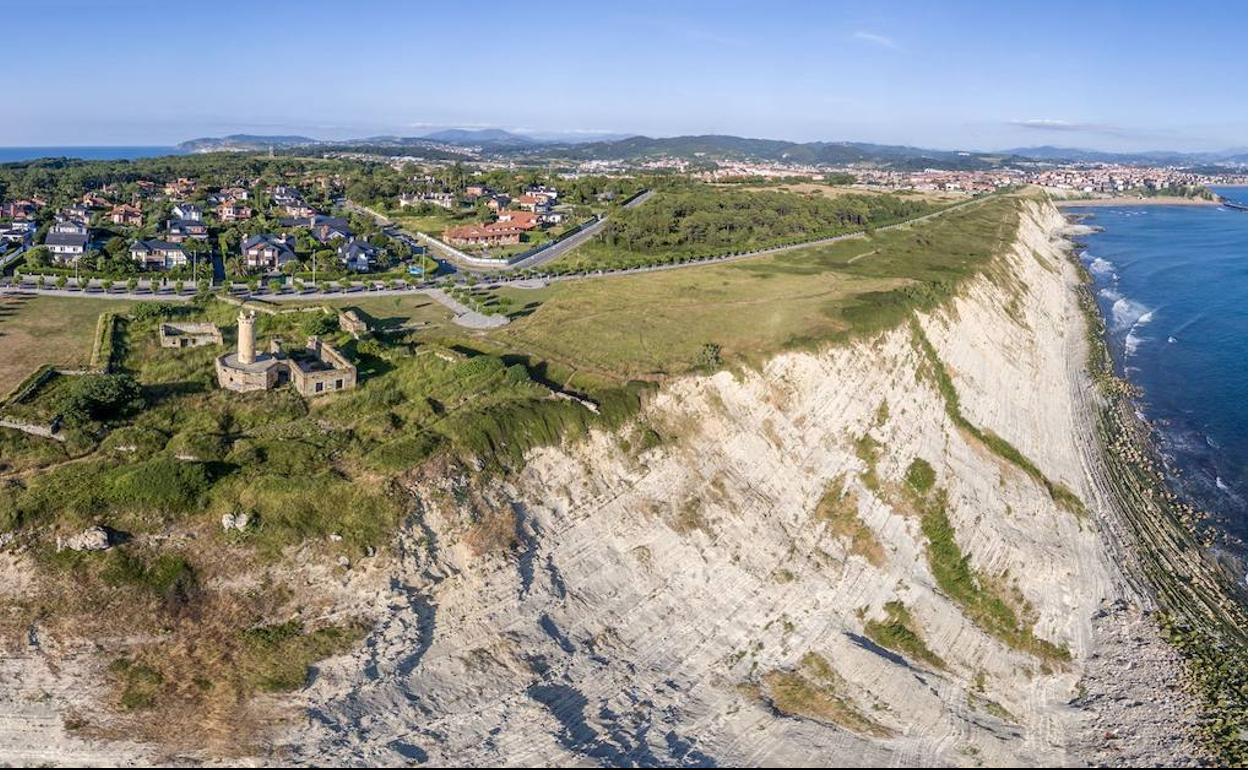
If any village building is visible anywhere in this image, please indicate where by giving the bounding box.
[338,238,380,272]
[130,239,187,270]
[400,192,455,209]
[495,209,540,229]
[165,218,209,243]
[44,221,89,262]
[0,221,35,245]
[1,200,40,220]
[241,233,296,270]
[280,214,351,243]
[171,203,203,222]
[159,322,222,348]
[442,223,525,247]
[215,311,357,396]
[109,203,143,227]
[164,177,196,197]
[217,200,253,221]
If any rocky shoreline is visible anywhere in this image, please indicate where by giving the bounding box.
[1061,208,1248,764]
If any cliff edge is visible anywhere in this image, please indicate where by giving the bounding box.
[279,199,1202,766]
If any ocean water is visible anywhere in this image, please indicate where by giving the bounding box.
[1072,188,1248,545]
[0,146,184,163]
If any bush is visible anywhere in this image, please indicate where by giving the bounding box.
[104,457,212,514]
[57,374,144,425]
[131,302,176,322]
[301,313,337,337]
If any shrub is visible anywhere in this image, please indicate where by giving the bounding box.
[104,457,212,514]
[57,373,144,425]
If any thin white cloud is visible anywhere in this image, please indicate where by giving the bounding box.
[1009,118,1122,135]
[853,31,899,50]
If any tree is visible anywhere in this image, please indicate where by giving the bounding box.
[57,373,144,426]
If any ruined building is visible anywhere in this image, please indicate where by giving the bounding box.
[215,310,357,396]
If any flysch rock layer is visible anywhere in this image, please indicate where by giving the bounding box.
[279,200,1203,767]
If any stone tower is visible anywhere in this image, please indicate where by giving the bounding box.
[237,310,256,365]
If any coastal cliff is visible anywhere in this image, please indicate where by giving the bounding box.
[280,199,1202,766]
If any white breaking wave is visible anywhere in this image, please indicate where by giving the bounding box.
[1111,296,1151,332]
[1089,256,1115,275]
[1123,309,1155,356]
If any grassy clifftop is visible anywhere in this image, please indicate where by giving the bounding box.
[488,195,1020,378]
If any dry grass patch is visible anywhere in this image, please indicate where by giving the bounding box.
[814,477,885,567]
[762,652,893,737]
[463,506,519,555]
[0,295,135,395]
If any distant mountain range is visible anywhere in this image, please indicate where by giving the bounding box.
[176,131,1248,170]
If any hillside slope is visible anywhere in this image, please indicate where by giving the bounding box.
[282,201,1200,766]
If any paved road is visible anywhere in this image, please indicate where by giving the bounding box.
[1,194,993,330]
[508,189,655,271]
[0,283,507,329]
[347,189,655,274]
[481,193,994,288]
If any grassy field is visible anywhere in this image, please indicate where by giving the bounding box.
[387,208,476,236]
[719,182,970,205]
[0,295,135,395]
[490,195,1019,379]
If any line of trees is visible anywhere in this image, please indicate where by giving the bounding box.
[598,186,934,256]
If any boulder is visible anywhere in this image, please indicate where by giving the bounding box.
[60,526,112,552]
[221,512,251,532]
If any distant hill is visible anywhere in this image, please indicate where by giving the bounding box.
[421,128,539,147]
[520,134,1015,170]
[178,134,318,152]
[175,132,1248,170]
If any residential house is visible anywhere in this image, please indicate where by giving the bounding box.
[485,194,511,212]
[279,214,351,244]
[171,203,203,222]
[495,210,539,230]
[62,204,92,224]
[282,201,316,218]
[164,177,196,197]
[514,194,551,213]
[0,221,35,246]
[1,200,40,220]
[400,192,455,209]
[241,233,296,270]
[338,239,381,272]
[109,203,144,227]
[165,218,209,243]
[130,239,188,270]
[443,223,524,247]
[44,227,89,263]
[217,200,253,222]
[50,219,88,235]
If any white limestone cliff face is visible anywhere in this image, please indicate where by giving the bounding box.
[283,200,1197,767]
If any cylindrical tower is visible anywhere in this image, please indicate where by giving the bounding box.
[237,310,256,364]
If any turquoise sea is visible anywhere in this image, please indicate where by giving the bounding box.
[1072,188,1248,552]
[0,146,183,163]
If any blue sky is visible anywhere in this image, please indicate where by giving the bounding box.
[5,0,1248,151]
